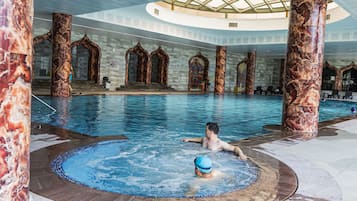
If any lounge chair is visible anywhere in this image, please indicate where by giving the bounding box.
[273,87,283,95]
[343,91,353,99]
[327,89,340,99]
[254,86,263,95]
[264,86,274,95]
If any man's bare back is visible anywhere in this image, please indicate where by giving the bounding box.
[183,122,247,160]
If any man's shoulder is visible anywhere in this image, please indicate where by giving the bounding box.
[217,138,229,145]
[217,138,233,149]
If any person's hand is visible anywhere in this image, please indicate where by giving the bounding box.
[182,138,189,142]
[239,154,248,161]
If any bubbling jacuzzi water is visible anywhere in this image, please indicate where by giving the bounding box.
[52,140,258,197]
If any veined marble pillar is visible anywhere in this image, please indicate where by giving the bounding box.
[279,59,285,89]
[214,46,226,95]
[335,69,342,91]
[51,13,72,97]
[0,0,33,200]
[282,0,327,136]
[245,51,256,95]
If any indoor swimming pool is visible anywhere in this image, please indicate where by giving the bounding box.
[32,94,356,197]
[32,95,356,141]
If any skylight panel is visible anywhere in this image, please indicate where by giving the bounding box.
[233,1,250,9]
[271,3,283,8]
[207,0,224,8]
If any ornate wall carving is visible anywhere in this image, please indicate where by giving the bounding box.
[150,47,169,87]
[125,43,151,85]
[235,58,248,93]
[188,53,209,92]
[33,31,52,45]
[322,61,338,90]
[340,62,357,92]
[71,34,101,83]
[33,31,52,79]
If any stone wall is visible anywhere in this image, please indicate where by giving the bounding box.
[255,58,281,90]
[33,19,280,92]
[33,40,51,79]
[224,54,246,92]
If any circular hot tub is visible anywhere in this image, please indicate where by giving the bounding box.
[51,140,259,198]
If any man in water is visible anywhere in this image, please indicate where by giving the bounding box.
[183,122,247,160]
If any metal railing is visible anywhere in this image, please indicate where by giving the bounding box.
[32,94,56,112]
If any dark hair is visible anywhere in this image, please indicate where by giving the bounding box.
[206,122,219,135]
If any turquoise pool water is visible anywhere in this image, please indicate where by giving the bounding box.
[32,95,356,142]
[33,95,356,197]
[51,140,259,197]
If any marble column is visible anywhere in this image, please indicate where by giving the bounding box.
[51,13,72,97]
[214,46,226,95]
[245,51,256,95]
[0,0,33,200]
[279,59,285,89]
[335,69,342,91]
[282,0,327,136]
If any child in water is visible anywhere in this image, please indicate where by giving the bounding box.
[185,156,228,197]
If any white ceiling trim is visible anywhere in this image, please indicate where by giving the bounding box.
[334,0,357,19]
[77,3,352,46]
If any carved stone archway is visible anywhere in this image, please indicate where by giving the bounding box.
[33,31,52,79]
[340,62,357,92]
[235,58,248,93]
[33,31,52,45]
[71,35,101,83]
[150,47,169,87]
[322,61,338,90]
[125,43,151,85]
[188,53,209,92]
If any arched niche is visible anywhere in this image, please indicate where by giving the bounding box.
[125,43,151,85]
[235,58,248,93]
[322,61,337,90]
[340,62,357,92]
[33,31,52,80]
[188,53,209,92]
[71,35,101,83]
[150,47,169,87]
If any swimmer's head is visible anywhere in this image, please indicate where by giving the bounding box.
[205,122,219,140]
[351,107,356,114]
[194,156,212,175]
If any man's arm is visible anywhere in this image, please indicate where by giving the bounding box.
[182,137,203,143]
[232,146,247,160]
[221,141,247,160]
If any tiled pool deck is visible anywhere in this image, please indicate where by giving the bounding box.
[29,105,357,201]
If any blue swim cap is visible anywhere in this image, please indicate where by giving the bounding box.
[194,156,212,174]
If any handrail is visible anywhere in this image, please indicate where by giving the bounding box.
[32,94,56,112]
